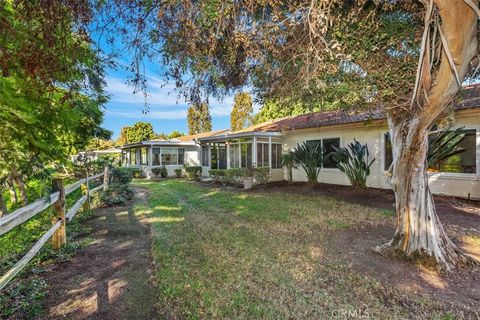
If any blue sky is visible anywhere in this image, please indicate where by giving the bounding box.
[102,61,239,140]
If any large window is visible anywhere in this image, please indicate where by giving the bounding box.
[306,138,340,168]
[257,143,270,167]
[153,148,161,165]
[129,148,137,165]
[201,146,209,166]
[210,143,227,169]
[159,147,185,165]
[229,141,252,168]
[140,147,148,165]
[178,148,185,165]
[271,144,283,169]
[384,129,477,174]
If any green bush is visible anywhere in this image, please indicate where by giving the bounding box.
[152,166,168,178]
[100,182,134,206]
[255,167,271,185]
[209,169,226,183]
[174,168,183,178]
[185,166,202,180]
[226,168,244,185]
[111,167,134,184]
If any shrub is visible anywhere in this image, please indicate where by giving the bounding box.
[255,167,271,185]
[152,166,168,178]
[111,167,134,184]
[281,153,298,183]
[174,168,183,178]
[331,139,375,189]
[209,169,226,183]
[185,166,202,180]
[100,182,134,206]
[226,168,243,185]
[290,142,323,184]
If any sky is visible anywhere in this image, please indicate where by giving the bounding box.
[102,59,240,140]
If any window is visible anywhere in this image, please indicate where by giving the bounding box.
[178,148,185,165]
[161,147,178,165]
[384,129,477,174]
[271,144,283,169]
[257,143,270,167]
[384,133,393,171]
[129,149,137,165]
[305,138,340,168]
[153,148,161,165]
[140,147,148,165]
[323,138,340,168]
[121,151,127,166]
[201,146,209,166]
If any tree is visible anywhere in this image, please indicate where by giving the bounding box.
[168,130,184,139]
[127,0,478,270]
[119,122,155,144]
[231,92,253,131]
[187,103,212,135]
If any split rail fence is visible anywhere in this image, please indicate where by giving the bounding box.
[0,166,110,291]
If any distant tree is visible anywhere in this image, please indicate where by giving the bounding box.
[86,138,116,151]
[168,130,184,139]
[119,122,155,144]
[187,103,212,135]
[231,92,253,131]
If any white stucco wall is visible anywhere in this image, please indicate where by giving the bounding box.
[283,111,480,199]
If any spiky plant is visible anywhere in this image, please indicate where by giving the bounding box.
[281,152,298,183]
[427,127,466,169]
[290,142,323,185]
[331,139,375,189]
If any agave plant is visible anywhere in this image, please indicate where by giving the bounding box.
[290,142,323,185]
[427,127,466,169]
[331,139,375,189]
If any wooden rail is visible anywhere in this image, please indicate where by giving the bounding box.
[0,168,110,291]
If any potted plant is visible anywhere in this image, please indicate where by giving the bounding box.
[242,166,255,190]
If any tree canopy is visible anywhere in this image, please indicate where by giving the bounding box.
[119,122,156,144]
[187,102,212,135]
[231,92,253,131]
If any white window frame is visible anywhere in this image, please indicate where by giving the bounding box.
[304,136,342,171]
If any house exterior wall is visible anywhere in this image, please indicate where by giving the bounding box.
[283,111,480,199]
[123,144,201,178]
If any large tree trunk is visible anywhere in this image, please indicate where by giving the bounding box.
[10,169,27,205]
[7,178,17,205]
[380,118,468,270]
[378,0,478,270]
[0,191,7,217]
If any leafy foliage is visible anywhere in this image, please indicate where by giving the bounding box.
[100,183,134,206]
[184,166,202,180]
[281,153,298,183]
[331,139,375,189]
[111,167,135,184]
[231,92,253,131]
[119,122,155,144]
[290,143,323,185]
[152,166,168,178]
[187,103,212,135]
[174,168,183,178]
[427,128,466,169]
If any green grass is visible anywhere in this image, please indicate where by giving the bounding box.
[134,179,472,319]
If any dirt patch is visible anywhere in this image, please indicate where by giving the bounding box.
[37,187,158,320]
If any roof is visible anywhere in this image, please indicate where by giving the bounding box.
[457,83,480,110]
[209,83,480,137]
[174,129,231,141]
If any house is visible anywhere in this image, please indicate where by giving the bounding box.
[73,148,122,163]
[197,84,480,199]
[120,129,230,178]
[122,84,480,199]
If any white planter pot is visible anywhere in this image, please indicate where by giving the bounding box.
[243,177,253,189]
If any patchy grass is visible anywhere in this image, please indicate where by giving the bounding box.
[134,179,475,319]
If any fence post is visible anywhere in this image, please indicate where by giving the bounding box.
[51,177,66,250]
[82,169,91,212]
[103,165,110,191]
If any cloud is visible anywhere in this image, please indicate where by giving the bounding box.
[105,76,235,119]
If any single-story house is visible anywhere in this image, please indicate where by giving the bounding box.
[122,84,480,199]
[197,84,480,199]
[120,130,230,178]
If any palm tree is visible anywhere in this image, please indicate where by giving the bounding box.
[281,152,298,183]
[290,142,323,185]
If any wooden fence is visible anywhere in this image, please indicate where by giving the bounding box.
[0,166,110,291]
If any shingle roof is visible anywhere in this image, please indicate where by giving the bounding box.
[235,84,480,133]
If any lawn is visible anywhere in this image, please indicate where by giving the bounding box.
[133,179,478,319]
